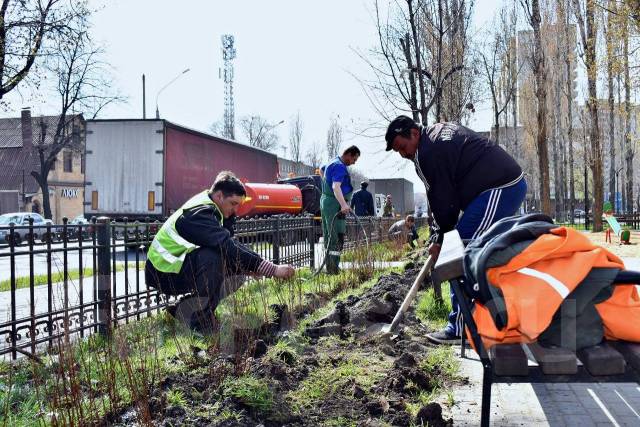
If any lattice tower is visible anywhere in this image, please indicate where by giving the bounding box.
[221,34,236,140]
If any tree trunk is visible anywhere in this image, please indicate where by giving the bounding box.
[606,7,616,210]
[623,15,634,212]
[407,0,427,124]
[435,0,444,122]
[554,49,565,221]
[551,122,561,220]
[585,0,603,231]
[401,33,420,122]
[494,109,500,145]
[560,0,575,223]
[31,172,52,220]
[531,0,552,216]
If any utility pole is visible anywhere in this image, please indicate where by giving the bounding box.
[142,74,146,119]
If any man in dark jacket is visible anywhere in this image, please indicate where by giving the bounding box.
[146,171,295,333]
[385,116,527,344]
[350,181,375,216]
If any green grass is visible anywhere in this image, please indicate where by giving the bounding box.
[341,239,406,263]
[406,347,460,417]
[0,262,145,292]
[415,282,452,331]
[166,388,187,407]
[287,357,383,412]
[420,346,461,386]
[0,313,205,426]
[222,375,273,413]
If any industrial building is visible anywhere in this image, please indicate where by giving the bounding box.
[368,178,414,215]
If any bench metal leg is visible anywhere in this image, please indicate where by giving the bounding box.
[481,364,492,427]
[461,328,466,358]
[450,277,493,426]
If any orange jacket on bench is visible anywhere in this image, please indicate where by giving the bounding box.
[471,227,640,349]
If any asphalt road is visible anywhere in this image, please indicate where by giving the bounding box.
[0,239,145,283]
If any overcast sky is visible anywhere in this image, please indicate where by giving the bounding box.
[3,0,498,190]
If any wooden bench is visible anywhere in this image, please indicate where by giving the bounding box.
[432,229,640,427]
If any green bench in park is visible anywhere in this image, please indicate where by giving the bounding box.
[431,229,640,427]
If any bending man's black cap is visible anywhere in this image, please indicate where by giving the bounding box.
[385,115,417,151]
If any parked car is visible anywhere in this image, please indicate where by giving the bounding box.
[574,209,586,218]
[0,212,56,245]
[59,215,92,241]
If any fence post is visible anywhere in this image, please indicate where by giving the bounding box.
[273,216,281,264]
[308,216,315,269]
[96,217,112,337]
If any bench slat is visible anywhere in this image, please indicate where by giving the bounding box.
[577,342,626,376]
[527,343,577,375]
[612,341,640,372]
[491,344,529,376]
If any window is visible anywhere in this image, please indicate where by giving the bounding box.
[80,154,85,174]
[63,150,73,172]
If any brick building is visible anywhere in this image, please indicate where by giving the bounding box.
[0,108,85,222]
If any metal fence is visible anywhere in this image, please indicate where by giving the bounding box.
[0,214,424,360]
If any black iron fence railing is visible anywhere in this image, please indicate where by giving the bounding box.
[0,214,426,360]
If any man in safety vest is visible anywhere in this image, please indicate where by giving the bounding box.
[320,145,360,274]
[145,171,296,333]
[385,116,527,345]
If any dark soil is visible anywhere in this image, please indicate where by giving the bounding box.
[108,267,459,426]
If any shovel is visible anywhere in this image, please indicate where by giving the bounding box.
[366,254,435,336]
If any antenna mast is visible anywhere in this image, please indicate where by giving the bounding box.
[221,34,236,140]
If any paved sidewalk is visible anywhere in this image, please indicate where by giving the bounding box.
[445,256,640,426]
[448,348,640,426]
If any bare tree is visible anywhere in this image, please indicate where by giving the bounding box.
[604,0,617,209]
[239,115,280,151]
[557,0,577,222]
[288,111,303,162]
[0,0,86,100]
[622,1,635,213]
[30,24,124,219]
[354,0,475,126]
[326,115,342,159]
[479,5,519,146]
[521,0,552,216]
[573,0,603,231]
[208,119,224,137]
[305,141,323,170]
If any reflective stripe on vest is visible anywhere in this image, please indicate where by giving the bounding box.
[147,190,223,273]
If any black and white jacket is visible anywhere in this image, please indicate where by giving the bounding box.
[413,123,523,244]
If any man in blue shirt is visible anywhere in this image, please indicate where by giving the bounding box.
[320,145,361,274]
[350,181,375,216]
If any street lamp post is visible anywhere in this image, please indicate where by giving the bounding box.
[255,119,284,147]
[155,68,191,119]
